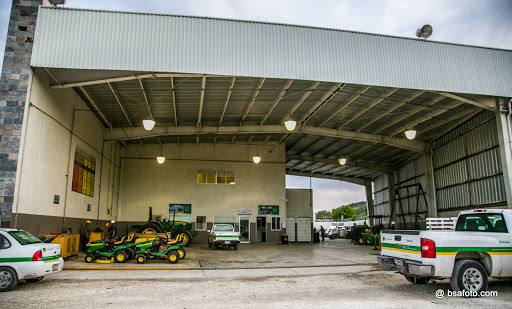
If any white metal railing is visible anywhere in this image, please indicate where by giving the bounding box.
[426,217,458,230]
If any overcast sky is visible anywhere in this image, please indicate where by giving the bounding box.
[1,0,511,212]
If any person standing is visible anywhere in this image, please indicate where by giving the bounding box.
[83,220,91,252]
[108,220,118,240]
[320,226,325,241]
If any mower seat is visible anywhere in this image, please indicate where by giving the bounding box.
[166,234,184,245]
[114,235,127,245]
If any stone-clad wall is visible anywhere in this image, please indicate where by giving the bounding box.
[0,1,41,227]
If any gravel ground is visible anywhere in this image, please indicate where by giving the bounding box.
[1,267,511,308]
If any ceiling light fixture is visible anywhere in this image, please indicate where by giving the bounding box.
[252,154,261,164]
[405,130,417,140]
[338,158,347,165]
[156,144,165,164]
[143,119,156,131]
[284,120,297,131]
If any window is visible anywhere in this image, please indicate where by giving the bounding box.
[0,234,11,249]
[271,217,281,231]
[197,170,235,184]
[196,216,207,231]
[455,214,507,233]
[169,214,191,223]
[197,170,216,184]
[217,171,235,185]
[8,231,42,245]
[213,216,235,226]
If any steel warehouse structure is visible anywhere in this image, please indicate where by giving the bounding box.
[0,2,511,241]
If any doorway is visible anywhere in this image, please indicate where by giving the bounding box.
[257,216,266,243]
[239,216,250,243]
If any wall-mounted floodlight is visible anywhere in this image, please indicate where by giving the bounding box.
[416,24,433,39]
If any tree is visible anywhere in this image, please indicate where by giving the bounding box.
[315,210,331,219]
[331,205,355,221]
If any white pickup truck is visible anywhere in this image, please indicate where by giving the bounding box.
[208,224,241,250]
[378,209,512,294]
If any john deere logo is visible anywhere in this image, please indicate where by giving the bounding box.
[395,244,401,249]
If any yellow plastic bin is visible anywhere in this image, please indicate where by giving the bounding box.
[89,231,106,243]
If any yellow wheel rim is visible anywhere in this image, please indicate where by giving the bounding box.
[178,250,184,258]
[86,256,92,262]
[138,257,144,263]
[143,228,157,234]
[170,254,177,262]
[359,238,363,244]
[182,234,189,244]
[117,255,124,262]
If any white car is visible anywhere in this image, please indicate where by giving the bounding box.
[208,224,241,250]
[0,228,64,292]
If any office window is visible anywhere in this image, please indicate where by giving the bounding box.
[213,216,235,227]
[217,171,235,184]
[196,216,207,230]
[197,170,216,184]
[258,205,279,215]
[271,217,281,231]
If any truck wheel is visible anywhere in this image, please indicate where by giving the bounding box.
[234,243,238,250]
[0,267,18,292]
[114,251,128,263]
[404,276,430,284]
[85,254,95,263]
[167,251,180,264]
[139,223,163,234]
[25,277,44,283]
[450,260,488,294]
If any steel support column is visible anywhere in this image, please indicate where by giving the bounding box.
[365,179,374,228]
[423,151,438,217]
[387,173,396,227]
[496,99,512,209]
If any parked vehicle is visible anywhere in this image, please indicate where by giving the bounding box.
[208,224,241,250]
[378,209,512,294]
[134,234,186,264]
[135,208,197,246]
[0,228,64,292]
[84,234,138,263]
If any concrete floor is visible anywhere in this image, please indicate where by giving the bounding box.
[2,238,511,308]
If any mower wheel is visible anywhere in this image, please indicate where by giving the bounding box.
[125,248,135,260]
[114,251,128,263]
[85,254,95,263]
[136,254,146,264]
[167,251,180,264]
[177,249,186,259]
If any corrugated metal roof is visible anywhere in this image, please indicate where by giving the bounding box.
[32,7,512,97]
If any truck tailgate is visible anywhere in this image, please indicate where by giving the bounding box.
[380,230,422,262]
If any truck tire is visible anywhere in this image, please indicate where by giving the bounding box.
[139,223,162,234]
[0,267,18,292]
[404,276,430,284]
[25,277,44,283]
[234,243,238,250]
[450,260,488,294]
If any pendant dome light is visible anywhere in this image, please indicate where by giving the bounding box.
[143,119,156,131]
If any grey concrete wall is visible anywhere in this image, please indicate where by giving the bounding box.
[286,189,313,242]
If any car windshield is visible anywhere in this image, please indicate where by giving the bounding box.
[213,225,233,232]
[8,230,42,245]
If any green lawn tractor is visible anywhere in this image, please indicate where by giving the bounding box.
[135,208,198,247]
[134,234,186,264]
[84,234,138,263]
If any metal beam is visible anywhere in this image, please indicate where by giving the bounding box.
[240,78,265,124]
[286,154,390,174]
[104,125,426,152]
[336,88,398,130]
[171,77,177,126]
[78,86,112,128]
[197,76,206,128]
[438,92,495,110]
[298,83,344,125]
[138,79,153,118]
[310,139,340,157]
[370,95,445,134]
[389,100,462,137]
[286,170,367,186]
[107,82,133,127]
[50,73,223,89]
[318,85,371,126]
[295,136,326,155]
[279,81,320,124]
[354,90,425,132]
[261,79,293,125]
[219,77,236,125]
[419,108,478,135]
